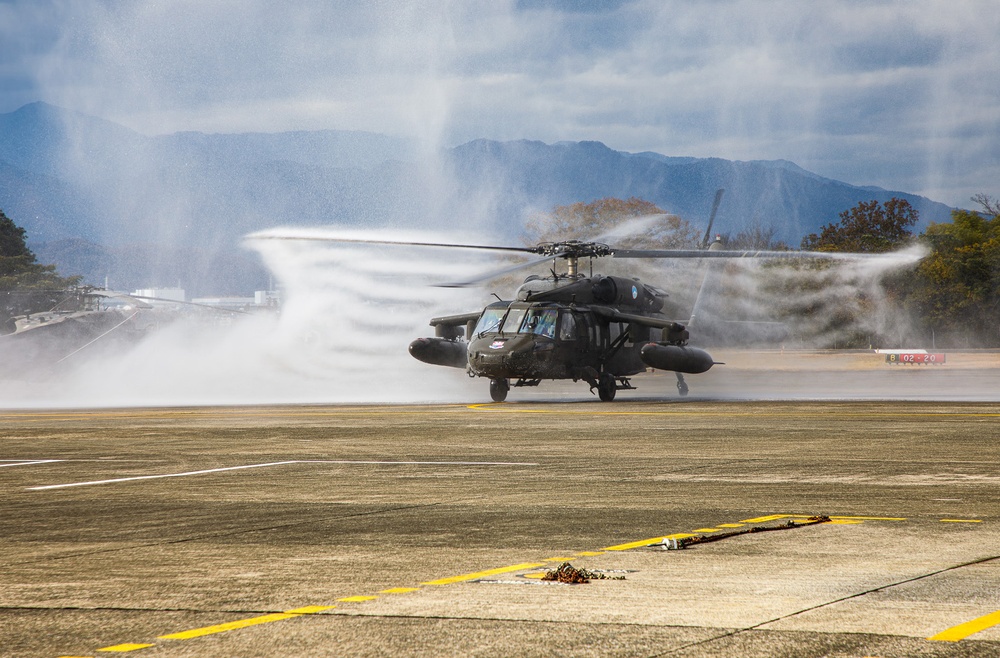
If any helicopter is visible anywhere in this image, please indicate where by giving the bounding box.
[252,199,875,402]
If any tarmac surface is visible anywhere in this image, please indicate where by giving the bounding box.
[2,363,1000,657]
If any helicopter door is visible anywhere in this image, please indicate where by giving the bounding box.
[558,310,577,342]
[573,312,598,351]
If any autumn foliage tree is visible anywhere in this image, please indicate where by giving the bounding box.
[801,197,918,253]
[903,199,1000,345]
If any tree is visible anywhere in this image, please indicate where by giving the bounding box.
[904,203,1000,345]
[523,197,700,249]
[0,208,79,290]
[801,198,918,253]
[972,193,1000,217]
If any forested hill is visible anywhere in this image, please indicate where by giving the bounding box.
[0,102,955,294]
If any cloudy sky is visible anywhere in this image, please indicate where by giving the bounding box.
[1,0,997,207]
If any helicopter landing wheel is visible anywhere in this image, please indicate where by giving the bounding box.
[489,378,509,402]
[676,373,689,397]
[597,373,617,402]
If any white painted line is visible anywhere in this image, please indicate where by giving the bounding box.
[0,460,64,468]
[28,461,299,490]
[27,460,538,491]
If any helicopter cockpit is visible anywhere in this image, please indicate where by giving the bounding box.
[472,303,564,340]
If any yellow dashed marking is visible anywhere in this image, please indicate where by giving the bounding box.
[159,613,302,640]
[941,519,982,523]
[97,644,154,652]
[72,512,913,655]
[603,537,671,551]
[284,605,335,614]
[741,514,791,523]
[828,519,865,525]
[929,609,1000,642]
[158,605,332,641]
[422,562,547,585]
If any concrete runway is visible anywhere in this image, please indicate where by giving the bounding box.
[2,396,1000,657]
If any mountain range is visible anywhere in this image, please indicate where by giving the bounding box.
[0,102,955,295]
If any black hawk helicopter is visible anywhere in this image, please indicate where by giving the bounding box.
[254,196,870,402]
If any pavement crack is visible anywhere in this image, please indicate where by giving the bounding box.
[650,552,1000,655]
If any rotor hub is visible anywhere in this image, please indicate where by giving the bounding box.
[530,241,613,259]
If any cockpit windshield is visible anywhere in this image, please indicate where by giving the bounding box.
[473,308,505,335]
[520,308,557,338]
[474,306,558,338]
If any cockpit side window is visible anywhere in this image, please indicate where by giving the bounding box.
[558,310,576,341]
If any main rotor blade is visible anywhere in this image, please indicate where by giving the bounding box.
[700,188,725,249]
[247,231,534,255]
[436,252,566,288]
[613,248,874,260]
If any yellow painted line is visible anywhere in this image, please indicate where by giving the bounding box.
[157,606,331,641]
[828,519,864,525]
[75,511,907,655]
[929,609,1000,642]
[602,532,699,551]
[285,605,335,614]
[941,519,982,523]
[422,562,547,585]
[97,644,154,652]
[380,587,420,594]
[602,537,671,551]
[829,515,906,521]
[159,613,300,639]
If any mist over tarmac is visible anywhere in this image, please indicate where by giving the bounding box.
[0,231,494,408]
[3,231,994,409]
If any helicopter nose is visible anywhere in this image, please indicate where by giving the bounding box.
[470,336,534,377]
